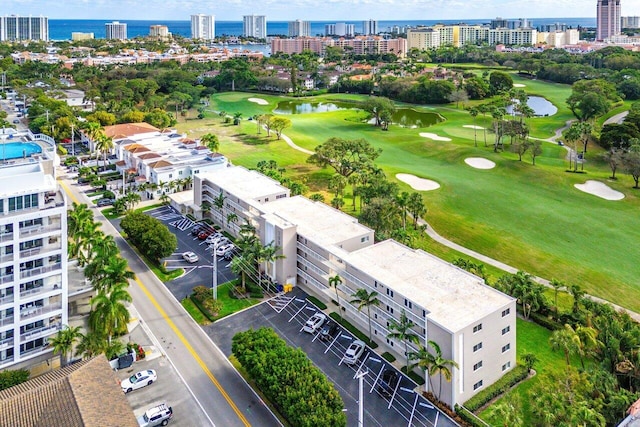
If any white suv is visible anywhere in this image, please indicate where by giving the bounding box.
[137,403,173,426]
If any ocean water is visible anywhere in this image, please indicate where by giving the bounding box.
[49,18,596,41]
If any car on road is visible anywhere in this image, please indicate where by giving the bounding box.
[303,312,327,334]
[319,322,340,341]
[96,198,115,207]
[182,251,199,263]
[121,369,157,393]
[215,243,235,256]
[12,119,19,124]
[137,403,173,427]
[343,340,366,365]
[378,369,400,398]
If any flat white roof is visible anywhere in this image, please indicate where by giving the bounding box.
[346,240,513,332]
[200,166,289,201]
[0,163,55,198]
[262,196,372,248]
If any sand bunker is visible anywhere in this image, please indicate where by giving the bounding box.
[248,97,268,105]
[463,125,485,130]
[574,180,624,201]
[465,158,496,169]
[513,83,526,88]
[419,132,451,142]
[396,174,440,191]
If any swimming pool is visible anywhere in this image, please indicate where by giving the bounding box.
[0,142,42,160]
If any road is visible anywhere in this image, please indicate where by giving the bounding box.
[59,177,281,427]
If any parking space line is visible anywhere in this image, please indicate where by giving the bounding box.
[370,365,385,393]
[388,376,403,410]
[353,352,370,378]
[288,303,307,323]
[324,333,342,354]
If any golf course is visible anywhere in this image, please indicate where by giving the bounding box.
[192,73,639,313]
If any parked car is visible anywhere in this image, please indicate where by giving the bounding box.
[198,230,213,240]
[343,340,366,365]
[182,251,199,263]
[205,233,223,244]
[96,198,115,207]
[215,243,235,256]
[378,369,400,397]
[303,312,327,333]
[121,369,157,393]
[12,119,19,124]
[191,224,204,236]
[208,235,229,246]
[320,322,340,341]
[223,247,240,261]
[137,403,173,427]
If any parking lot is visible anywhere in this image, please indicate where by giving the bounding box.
[146,206,236,301]
[206,287,458,427]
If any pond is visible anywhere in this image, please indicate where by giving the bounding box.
[274,100,443,128]
[506,96,557,117]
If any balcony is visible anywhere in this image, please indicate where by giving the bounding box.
[0,274,14,285]
[0,317,14,327]
[20,323,61,342]
[20,344,50,358]
[0,232,13,243]
[0,355,14,364]
[0,294,14,306]
[20,284,61,298]
[0,253,13,264]
[20,263,62,279]
[19,243,62,258]
[19,223,61,238]
[0,336,13,349]
[19,302,62,320]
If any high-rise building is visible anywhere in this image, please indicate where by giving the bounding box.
[622,16,640,28]
[0,16,48,42]
[597,0,621,40]
[191,14,215,40]
[288,19,311,37]
[149,25,170,40]
[0,130,68,370]
[362,19,378,35]
[105,21,127,40]
[243,15,267,39]
[325,23,355,37]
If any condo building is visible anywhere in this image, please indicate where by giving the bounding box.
[271,36,406,58]
[621,16,640,28]
[105,21,127,40]
[362,19,378,35]
[179,166,517,407]
[0,15,48,42]
[191,14,215,40]
[325,23,355,37]
[597,0,621,40]
[288,20,311,37]
[243,15,267,39]
[0,130,67,371]
[149,25,170,40]
[407,24,539,49]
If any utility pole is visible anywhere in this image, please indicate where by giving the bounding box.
[70,124,75,156]
[212,241,219,300]
[355,369,367,427]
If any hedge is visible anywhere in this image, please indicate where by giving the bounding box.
[462,364,529,412]
[381,352,396,363]
[455,404,488,427]
[0,369,29,391]
[307,295,327,310]
[232,328,346,427]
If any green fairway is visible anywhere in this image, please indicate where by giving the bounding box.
[205,86,640,312]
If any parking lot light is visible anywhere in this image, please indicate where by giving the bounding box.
[355,368,368,427]
[212,241,219,300]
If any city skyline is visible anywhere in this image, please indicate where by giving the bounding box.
[3,0,640,22]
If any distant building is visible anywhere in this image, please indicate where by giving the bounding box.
[597,0,621,40]
[537,29,580,47]
[407,28,441,50]
[191,14,215,40]
[271,36,406,58]
[0,15,48,42]
[71,32,94,41]
[288,19,311,37]
[622,16,640,28]
[538,23,568,32]
[362,19,378,35]
[490,17,509,29]
[407,23,540,48]
[243,15,267,39]
[105,21,127,40]
[325,23,355,37]
[149,25,170,40]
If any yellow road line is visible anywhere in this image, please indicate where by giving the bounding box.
[58,179,79,204]
[135,276,251,427]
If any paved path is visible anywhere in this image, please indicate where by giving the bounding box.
[58,174,281,427]
[604,111,629,125]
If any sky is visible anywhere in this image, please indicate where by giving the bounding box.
[3,0,640,21]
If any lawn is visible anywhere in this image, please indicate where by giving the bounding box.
[203,88,640,312]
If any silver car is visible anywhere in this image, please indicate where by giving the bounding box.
[343,340,366,365]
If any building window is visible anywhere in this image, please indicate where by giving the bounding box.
[502,361,511,371]
[386,338,394,347]
[473,323,483,333]
[473,342,483,352]
[386,288,394,298]
[8,194,38,212]
[502,308,510,317]
[265,198,269,202]
[502,326,510,335]
[386,305,394,315]
[169,174,172,178]
[374,281,377,288]
[502,343,511,353]
[473,380,483,391]
[404,299,412,309]
[473,361,483,371]
[361,236,369,243]
[422,310,426,318]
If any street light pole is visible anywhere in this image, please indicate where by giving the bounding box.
[212,241,218,300]
[70,123,75,156]
[355,368,367,427]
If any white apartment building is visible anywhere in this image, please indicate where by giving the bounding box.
[325,23,355,37]
[408,24,540,49]
[149,25,170,40]
[407,28,441,50]
[622,16,640,28]
[489,27,537,45]
[187,166,517,407]
[362,19,378,35]
[105,21,127,40]
[537,29,580,47]
[0,15,48,42]
[243,15,267,39]
[191,14,215,40]
[597,0,621,40]
[288,20,311,37]
[0,131,68,370]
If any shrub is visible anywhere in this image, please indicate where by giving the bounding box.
[454,404,486,427]
[381,352,396,363]
[307,295,327,310]
[233,328,346,427]
[0,369,29,391]
[462,364,529,412]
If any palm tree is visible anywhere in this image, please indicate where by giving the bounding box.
[350,288,380,343]
[201,133,219,153]
[550,279,565,319]
[387,310,419,373]
[159,193,170,205]
[89,283,132,343]
[183,175,193,190]
[95,132,114,171]
[469,107,479,147]
[83,121,103,156]
[75,330,107,359]
[226,212,238,228]
[258,242,284,286]
[408,344,436,393]
[491,396,524,427]
[407,192,426,230]
[49,325,82,366]
[88,256,133,294]
[395,191,409,230]
[329,275,343,321]
[569,284,585,314]
[233,112,242,125]
[428,340,459,401]
[550,324,580,366]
